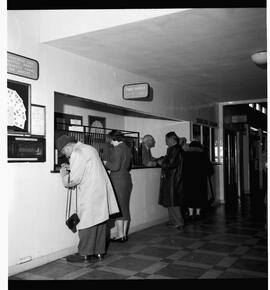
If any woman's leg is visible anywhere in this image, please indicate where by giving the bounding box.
[115,219,125,238]
[123,219,129,237]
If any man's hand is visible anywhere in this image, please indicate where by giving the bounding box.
[157,157,164,166]
[60,163,69,177]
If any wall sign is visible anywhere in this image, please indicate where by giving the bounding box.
[196,118,217,127]
[7,52,39,80]
[123,83,149,100]
[232,115,247,123]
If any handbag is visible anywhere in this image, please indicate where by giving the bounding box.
[65,178,80,233]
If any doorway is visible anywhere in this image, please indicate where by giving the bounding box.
[223,102,267,218]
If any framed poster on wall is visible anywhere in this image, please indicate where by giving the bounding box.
[88,115,106,134]
[31,104,46,136]
[7,79,31,135]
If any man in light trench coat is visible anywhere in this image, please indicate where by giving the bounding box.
[56,135,119,263]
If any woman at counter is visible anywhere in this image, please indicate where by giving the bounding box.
[103,130,133,242]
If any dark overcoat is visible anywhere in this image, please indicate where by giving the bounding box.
[182,146,214,208]
[158,144,184,207]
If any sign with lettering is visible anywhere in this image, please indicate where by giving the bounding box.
[123,83,149,100]
[7,52,39,80]
[232,115,247,123]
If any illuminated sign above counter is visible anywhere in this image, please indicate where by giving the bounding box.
[123,83,150,100]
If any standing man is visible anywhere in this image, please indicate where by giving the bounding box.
[157,132,185,231]
[141,134,158,167]
[56,135,119,263]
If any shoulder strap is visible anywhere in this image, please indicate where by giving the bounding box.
[65,174,78,220]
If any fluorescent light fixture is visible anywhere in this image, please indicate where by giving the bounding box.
[250,126,259,131]
[262,107,266,114]
[256,103,261,111]
[249,103,254,108]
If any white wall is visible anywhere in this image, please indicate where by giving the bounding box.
[124,116,191,157]
[7,11,218,274]
[55,94,125,129]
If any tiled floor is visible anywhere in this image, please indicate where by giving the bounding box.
[9,203,268,280]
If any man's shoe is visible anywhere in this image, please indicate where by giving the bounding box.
[66,253,92,263]
[95,254,104,262]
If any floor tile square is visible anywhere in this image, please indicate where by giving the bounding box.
[256,239,267,247]
[226,228,259,236]
[75,269,126,280]
[218,270,264,279]
[155,263,206,279]
[244,247,268,259]
[211,234,248,244]
[230,258,268,273]
[177,230,211,239]
[106,256,157,272]
[161,258,174,263]
[156,236,196,248]
[178,251,224,265]
[198,242,238,254]
[134,272,150,278]
[27,260,82,279]
[134,246,178,259]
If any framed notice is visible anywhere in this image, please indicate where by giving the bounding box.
[8,79,31,134]
[123,83,150,100]
[31,104,46,136]
[7,52,39,80]
[88,116,106,135]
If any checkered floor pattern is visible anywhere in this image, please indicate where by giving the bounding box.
[9,204,267,280]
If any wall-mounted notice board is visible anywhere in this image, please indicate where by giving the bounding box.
[7,52,39,80]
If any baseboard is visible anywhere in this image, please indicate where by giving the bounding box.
[8,246,77,277]
[129,217,168,234]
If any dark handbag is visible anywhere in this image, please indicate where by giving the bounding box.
[66,213,80,233]
[65,179,80,233]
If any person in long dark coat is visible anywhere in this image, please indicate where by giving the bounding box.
[183,140,214,219]
[103,130,133,242]
[157,131,185,231]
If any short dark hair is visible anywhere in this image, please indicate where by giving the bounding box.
[107,130,125,142]
[165,131,179,144]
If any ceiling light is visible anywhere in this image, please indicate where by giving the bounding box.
[251,51,267,68]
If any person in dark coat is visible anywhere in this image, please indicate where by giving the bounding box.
[183,140,214,220]
[157,131,185,231]
[103,130,133,242]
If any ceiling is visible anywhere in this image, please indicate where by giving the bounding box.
[47,8,267,107]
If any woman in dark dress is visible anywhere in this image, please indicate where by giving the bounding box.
[103,130,133,242]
